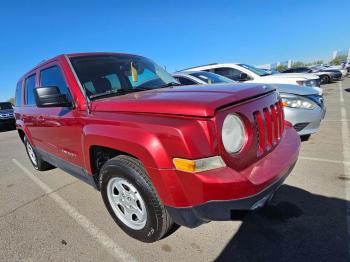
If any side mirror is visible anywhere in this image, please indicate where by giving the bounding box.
[239,73,249,81]
[34,86,72,108]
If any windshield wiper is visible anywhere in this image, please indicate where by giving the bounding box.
[90,88,148,100]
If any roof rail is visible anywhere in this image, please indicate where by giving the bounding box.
[180,63,218,71]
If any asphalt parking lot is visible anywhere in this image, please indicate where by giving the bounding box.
[0,78,349,262]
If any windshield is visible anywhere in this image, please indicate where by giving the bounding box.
[238,64,271,76]
[189,71,235,84]
[69,54,179,99]
[0,102,13,110]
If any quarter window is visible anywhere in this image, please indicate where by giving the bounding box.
[15,81,22,106]
[25,74,36,105]
[40,66,71,101]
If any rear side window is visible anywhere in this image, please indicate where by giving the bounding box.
[15,81,22,106]
[25,74,36,106]
[214,67,242,81]
[40,66,71,101]
[175,77,197,85]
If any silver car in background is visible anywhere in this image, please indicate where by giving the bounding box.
[173,70,233,85]
[270,84,326,139]
[173,71,326,140]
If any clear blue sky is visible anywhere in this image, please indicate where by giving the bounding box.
[1,0,349,101]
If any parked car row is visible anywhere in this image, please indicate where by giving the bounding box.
[281,64,348,84]
[175,62,329,140]
[183,63,322,93]
[281,67,339,84]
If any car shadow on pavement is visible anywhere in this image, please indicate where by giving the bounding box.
[215,185,349,262]
[0,127,16,133]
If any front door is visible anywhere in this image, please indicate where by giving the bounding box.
[35,64,85,169]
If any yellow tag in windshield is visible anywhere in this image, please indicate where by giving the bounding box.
[131,62,138,82]
[208,79,212,84]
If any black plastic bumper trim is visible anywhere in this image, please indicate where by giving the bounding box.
[165,162,296,228]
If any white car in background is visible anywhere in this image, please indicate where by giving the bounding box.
[322,65,348,77]
[185,63,323,94]
[172,70,326,140]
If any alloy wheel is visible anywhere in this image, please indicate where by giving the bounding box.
[107,177,147,230]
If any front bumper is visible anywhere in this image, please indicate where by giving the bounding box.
[0,118,15,128]
[161,127,300,228]
[284,105,326,136]
[166,162,295,228]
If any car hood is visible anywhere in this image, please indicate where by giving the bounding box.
[91,83,275,117]
[267,83,319,96]
[264,73,319,80]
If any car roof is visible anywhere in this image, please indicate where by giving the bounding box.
[180,63,218,71]
[181,63,244,71]
[21,52,141,78]
[66,52,137,58]
[173,70,209,75]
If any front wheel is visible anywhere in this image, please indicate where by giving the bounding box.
[300,134,311,141]
[100,155,177,242]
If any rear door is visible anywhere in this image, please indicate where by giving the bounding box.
[22,74,40,143]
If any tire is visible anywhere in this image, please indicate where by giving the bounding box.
[320,75,330,84]
[300,134,311,142]
[100,155,176,242]
[24,136,54,171]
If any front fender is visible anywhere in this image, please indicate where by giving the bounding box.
[83,123,172,171]
[82,113,218,170]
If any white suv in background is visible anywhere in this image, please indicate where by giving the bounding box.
[185,63,322,94]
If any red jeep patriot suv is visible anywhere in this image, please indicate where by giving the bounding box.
[14,53,300,242]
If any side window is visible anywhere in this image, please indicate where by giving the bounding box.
[175,77,197,85]
[214,67,242,81]
[25,74,36,106]
[15,81,22,106]
[40,66,71,101]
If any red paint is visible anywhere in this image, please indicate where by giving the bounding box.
[14,53,300,208]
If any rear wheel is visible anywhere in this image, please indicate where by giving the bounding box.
[100,155,177,242]
[320,75,330,84]
[24,136,54,171]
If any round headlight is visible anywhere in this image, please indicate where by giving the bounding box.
[222,114,245,153]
